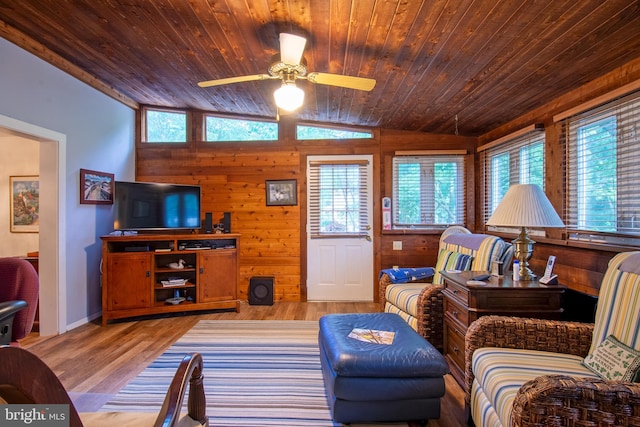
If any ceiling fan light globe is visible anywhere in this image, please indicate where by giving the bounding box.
[274,84,304,111]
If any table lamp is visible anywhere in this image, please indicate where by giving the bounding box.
[486,184,565,280]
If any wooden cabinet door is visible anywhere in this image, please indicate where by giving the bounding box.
[198,250,237,303]
[106,253,152,310]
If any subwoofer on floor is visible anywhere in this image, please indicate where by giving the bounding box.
[249,276,274,305]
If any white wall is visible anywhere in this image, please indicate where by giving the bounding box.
[0,134,40,256]
[0,37,136,328]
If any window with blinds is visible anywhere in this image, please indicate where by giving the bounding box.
[480,129,545,225]
[308,160,369,238]
[392,155,465,229]
[562,90,640,242]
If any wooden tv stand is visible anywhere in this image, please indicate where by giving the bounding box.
[100,233,240,325]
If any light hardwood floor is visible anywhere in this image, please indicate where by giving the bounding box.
[21,301,467,426]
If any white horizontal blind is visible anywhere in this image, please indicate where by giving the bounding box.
[308,160,369,238]
[480,130,545,225]
[563,90,640,239]
[392,155,465,228]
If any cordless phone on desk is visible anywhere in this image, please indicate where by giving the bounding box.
[539,255,558,284]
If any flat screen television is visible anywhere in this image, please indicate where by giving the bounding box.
[113,181,201,231]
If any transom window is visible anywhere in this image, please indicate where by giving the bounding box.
[205,115,278,142]
[296,124,372,140]
[392,155,465,229]
[145,109,187,143]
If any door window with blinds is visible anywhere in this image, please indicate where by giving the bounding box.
[480,130,545,225]
[392,155,465,229]
[562,90,640,243]
[308,160,369,238]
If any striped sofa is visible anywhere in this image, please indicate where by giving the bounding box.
[379,226,509,350]
[465,251,640,427]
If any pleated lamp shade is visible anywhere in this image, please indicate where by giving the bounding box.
[487,184,564,228]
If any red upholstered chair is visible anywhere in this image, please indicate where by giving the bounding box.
[0,258,39,345]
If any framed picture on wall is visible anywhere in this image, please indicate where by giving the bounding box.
[80,168,114,205]
[10,175,39,233]
[266,179,297,206]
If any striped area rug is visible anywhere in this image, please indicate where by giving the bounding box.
[101,320,406,426]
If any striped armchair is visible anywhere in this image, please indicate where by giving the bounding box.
[465,251,640,427]
[379,227,509,350]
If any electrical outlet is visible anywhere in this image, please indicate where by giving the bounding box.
[393,241,402,250]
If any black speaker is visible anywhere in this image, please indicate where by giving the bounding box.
[204,212,213,233]
[222,212,231,233]
[249,276,274,305]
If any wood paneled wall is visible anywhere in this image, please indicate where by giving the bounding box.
[135,120,475,302]
[136,141,302,302]
[135,58,640,303]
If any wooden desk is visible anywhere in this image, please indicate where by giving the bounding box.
[441,270,564,387]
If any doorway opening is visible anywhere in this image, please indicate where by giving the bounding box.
[1,114,67,336]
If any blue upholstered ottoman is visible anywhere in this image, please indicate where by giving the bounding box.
[318,312,449,424]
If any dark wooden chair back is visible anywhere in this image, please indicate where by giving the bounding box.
[0,346,208,427]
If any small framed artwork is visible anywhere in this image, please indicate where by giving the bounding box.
[80,168,114,205]
[266,179,297,206]
[10,175,39,233]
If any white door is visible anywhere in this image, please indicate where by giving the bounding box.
[306,155,373,301]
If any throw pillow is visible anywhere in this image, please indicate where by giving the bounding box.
[432,249,474,285]
[582,334,640,382]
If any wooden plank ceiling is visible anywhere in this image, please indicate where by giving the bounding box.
[0,0,639,136]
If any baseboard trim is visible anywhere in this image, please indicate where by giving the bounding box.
[66,311,102,331]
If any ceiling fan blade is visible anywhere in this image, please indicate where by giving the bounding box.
[280,33,306,66]
[306,72,376,91]
[198,74,273,88]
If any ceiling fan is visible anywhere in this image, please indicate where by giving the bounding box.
[198,33,376,112]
